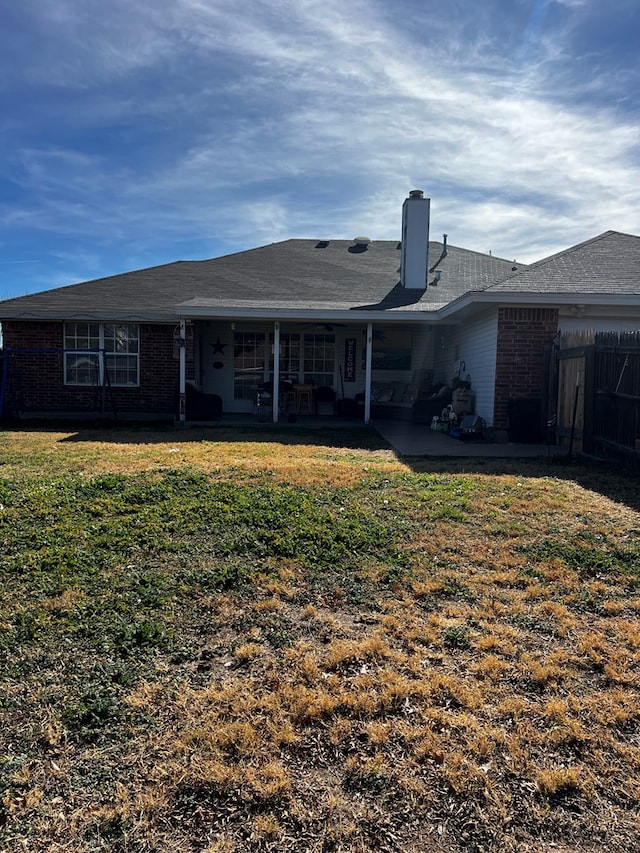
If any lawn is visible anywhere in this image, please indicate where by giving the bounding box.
[1,426,639,853]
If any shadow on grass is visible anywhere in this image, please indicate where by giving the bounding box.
[402,452,640,514]
[52,421,392,452]
[7,421,640,514]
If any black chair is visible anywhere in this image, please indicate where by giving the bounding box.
[185,383,222,420]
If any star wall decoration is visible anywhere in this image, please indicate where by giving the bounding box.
[211,338,227,355]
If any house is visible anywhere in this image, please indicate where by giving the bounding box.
[1,191,639,437]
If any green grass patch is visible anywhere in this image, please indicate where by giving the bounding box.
[516,537,640,579]
[2,430,640,853]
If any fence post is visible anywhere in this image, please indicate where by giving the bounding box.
[583,346,595,454]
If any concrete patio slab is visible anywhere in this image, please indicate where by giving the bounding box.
[372,419,555,458]
[193,413,557,458]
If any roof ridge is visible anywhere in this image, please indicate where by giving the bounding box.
[435,242,517,265]
[519,230,629,270]
[481,230,637,292]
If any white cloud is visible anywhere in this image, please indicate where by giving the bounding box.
[1,0,638,290]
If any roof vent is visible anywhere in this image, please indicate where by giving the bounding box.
[409,189,424,199]
[349,236,371,254]
[315,241,329,249]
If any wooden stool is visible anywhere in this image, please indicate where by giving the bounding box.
[295,384,314,414]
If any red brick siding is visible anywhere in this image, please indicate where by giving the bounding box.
[493,307,558,430]
[2,320,182,417]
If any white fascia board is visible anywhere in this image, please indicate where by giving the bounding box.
[175,305,440,323]
[437,290,640,320]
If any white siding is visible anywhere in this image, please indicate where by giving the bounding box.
[433,326,454,385]
[461,311,499,425]
[436,311,498,425]
[412,324,434,370]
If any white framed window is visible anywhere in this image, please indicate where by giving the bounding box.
[303,333,335,387]
[269,332,300,383]
[64,323,140,386]
[232,329,336,398]
[233,331,266,400]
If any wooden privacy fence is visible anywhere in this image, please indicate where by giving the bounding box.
[553,331,640,459]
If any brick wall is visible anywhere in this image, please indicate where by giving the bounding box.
[493,307,558,430]
[1,320,182,418]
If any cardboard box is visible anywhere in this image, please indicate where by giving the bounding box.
[451,389,475,415]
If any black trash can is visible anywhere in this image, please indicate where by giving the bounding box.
[507,398,542,443]
[336,398,359,418]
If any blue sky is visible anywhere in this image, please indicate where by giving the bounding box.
[1,0,639,299]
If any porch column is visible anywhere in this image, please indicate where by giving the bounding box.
[272,321,280,423]
[178,319,186,423]
[364,322,373,424]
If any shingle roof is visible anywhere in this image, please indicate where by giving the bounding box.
[484,231,640,296]
[0,239,521,322]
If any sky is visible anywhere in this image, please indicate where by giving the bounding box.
[0,0,639,299]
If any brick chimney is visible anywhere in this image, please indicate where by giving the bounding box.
[400,190,430,289]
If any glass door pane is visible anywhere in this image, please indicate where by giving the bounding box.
[234,332,266,400]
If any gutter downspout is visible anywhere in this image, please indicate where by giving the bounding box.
[178,319,186,423]
[364,322,373,424]
[272,321,280,423]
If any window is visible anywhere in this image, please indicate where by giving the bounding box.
[269,333,300,383]
[303,333,335,387]
[233,330,336,398]
[64,323,139,386]
[233,331,267,400]
[368,328,412,370]
[64,323,100,385]
[102,324,139,386]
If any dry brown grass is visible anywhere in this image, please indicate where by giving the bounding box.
[0,426,403,486]
[1,427,639,853]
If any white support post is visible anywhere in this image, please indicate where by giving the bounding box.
[178,319,186,423]
[98,349,106,387]
[364,322,373,424]
[272,321,280,423]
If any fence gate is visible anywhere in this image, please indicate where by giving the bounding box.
[591,332,640,458]
[554,333,588,452]
[555,331,640,460]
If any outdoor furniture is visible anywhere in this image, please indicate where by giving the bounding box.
[315,385,336,415]
[294,384,314,414]
[354,370,439,421]
[185,383,222,420]
[282,388,296,413]
[412,385,452,423]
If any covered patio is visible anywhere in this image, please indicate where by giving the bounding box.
[176,315,445,426]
